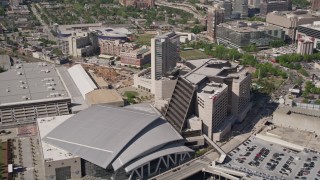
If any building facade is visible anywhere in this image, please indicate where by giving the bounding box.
[297,37,314,55]
[100,40,137,56]
[296,21,320,51]
[233,0,249,18]
[151,32,180,93]
[119,0,155,9]
[216,21,285,48]
[164,59,252,142]
[312,0,320,11]
[260,0,292,16]
[68,32,99,57]
[197,83,228,139]
[119,47,151,68]
[207,6,225,41]
[266,11,320,41]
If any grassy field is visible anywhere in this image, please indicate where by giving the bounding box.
[135,34,155,46]
[180,49,209,60]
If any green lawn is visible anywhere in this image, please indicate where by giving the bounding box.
[180,49,209,60]
[135,34,155,46]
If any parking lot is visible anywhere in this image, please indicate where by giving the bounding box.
[221,136,320,180]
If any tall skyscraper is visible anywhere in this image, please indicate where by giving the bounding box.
[151,32,180,84]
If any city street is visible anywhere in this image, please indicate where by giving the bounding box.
[30,4,57,42]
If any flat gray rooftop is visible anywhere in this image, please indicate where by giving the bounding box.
[0,62,69,106]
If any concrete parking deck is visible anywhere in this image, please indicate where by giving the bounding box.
[222,136,320,180]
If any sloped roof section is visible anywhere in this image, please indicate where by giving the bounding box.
[68,64,97,98]
[43,105,159,168]
[112,118,182,171]
[125,144,193,172]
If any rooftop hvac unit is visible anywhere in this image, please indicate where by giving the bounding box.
[42,78,54,81]
[22,96,29,100]
[46,82,56,86]
[20,85,27,89]
[47,86,54,90]
[19,80,25,84]
[17,71,22,75]
[6,89,10,92]
[16,65,21,69]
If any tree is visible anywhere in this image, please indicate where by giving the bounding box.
[298,68,309,77]
[244,44,258,52]
[292,0,310,8]
[294,77,303,86]
[270,40,285,48]
[228,49,242,60]
[241,53,257,66]
[191,25,202,34]
[0,6,5,16]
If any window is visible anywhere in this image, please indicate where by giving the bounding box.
[55,166,71,180]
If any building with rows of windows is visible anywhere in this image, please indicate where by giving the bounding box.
[163,59,252,142]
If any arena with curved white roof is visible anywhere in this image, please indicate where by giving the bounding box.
[39,104,193,180]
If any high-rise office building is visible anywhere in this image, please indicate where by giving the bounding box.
[151,32,180,92]
[207,6,225,41]
[233,0,249,18]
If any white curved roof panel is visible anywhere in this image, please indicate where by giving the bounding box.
[68,64,97,99]
[125,144,193,172]
[112,119,182,171]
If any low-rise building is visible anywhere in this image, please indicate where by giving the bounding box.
[120,47,151,68]
[296,21,320,51]
[260,0,292,16]
[119,0,155,9]
[216,21,285,48]
[266,11,320,40]
[7,5,30,16]
[68,32,99,57]
[273,106,320,136]
[37,115,82,180]
[100,40,137,56]
[297,37,314,55]
[85,89,124,107]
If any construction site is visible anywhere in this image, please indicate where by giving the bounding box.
[81,64,134,89]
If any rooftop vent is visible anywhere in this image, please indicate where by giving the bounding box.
[42,78,54,82]
[207,82,222,87]
[47,86,55,90]
[22,96,29,100]
[20,85,27,89]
